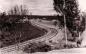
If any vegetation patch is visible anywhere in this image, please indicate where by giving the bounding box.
[0,21,47,48]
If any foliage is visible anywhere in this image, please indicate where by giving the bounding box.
[53,0,79,31]
[23,42,51,53]
[7,5,29,15]
[0,12,16,31]
[0,22,47,48]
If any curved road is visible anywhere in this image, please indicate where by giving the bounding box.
[0,19,59,53]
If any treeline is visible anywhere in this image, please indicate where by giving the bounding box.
[53,0,85,37]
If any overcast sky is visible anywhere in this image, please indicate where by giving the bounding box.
[78,0,86,12]
[0,0,58,15]
[0,0,86,15]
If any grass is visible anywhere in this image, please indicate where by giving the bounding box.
[0,22,47,48]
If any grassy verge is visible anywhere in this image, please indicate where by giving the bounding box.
[0,22,47,48]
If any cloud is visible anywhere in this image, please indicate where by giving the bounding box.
[0,0,57,15]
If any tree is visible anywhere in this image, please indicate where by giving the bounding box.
[53,0,79,31]
[53,0,80,45]
[8,5,29,15]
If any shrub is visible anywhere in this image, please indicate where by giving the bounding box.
[23,42,51,53]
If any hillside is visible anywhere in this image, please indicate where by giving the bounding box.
[0,22,47,48]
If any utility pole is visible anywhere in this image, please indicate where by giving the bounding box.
[63,0,68,46]
[55,0,68,46]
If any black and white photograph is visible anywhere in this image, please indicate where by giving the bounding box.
[0,0,86,54]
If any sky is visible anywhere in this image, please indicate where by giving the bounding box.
[0,0,86,15]
[0,0,58,15]
[78,0,86,12]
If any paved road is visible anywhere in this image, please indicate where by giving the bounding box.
[1,19,86,54]
[32,48,86,54]
[0,19,59,54]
